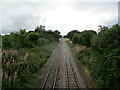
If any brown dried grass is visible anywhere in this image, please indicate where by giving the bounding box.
[74,45,86,53]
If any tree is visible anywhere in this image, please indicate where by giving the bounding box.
[91,24,120,87]
[29,32,39,42]
[63,35,67,38]
[67,30,79,40]
[72,34,79,44]
[2,25,61,49]
[2,35,12,49]
[53,30,61,41]
[35,25,45,33]
[78,30,96,47]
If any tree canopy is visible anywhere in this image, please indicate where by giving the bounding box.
[2,25,61,49]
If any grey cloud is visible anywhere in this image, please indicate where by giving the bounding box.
[70,2,118,27]
[103,17,118,27]
[1,0,120,2]
[2,2,58,34]
[71,2,117,13]
[0,3,2,34]
[3,13,41,33]
[1,1,118,35]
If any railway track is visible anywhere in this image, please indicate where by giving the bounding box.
[40,46,61,89]
[66,59,79,89]
[36,39,86,89]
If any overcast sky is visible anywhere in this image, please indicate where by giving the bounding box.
[0,0,119,35]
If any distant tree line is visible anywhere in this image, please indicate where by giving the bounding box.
[2,25,61,49]
[66,30,97,47]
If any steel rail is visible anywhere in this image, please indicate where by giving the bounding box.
[53,62,60,89]
[41,64,53,89]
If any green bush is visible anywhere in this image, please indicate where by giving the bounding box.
[2,25,60,88]
[70,24,120,88]
[90,24,120,87]
[72,34,79,44]
[71,30,96,47]
[2,42,57,88]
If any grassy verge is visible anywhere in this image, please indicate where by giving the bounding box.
[2,42,57,88]
[67,38,120,88]
[66,39,99,88]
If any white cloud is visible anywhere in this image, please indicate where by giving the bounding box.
[0,3,2,34]
[41,2,118,35]
[1,2,58,34]
[1,1,118,35]
[1,0,120,2]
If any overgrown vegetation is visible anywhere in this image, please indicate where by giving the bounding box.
[66,24,120,88]
[2,25,61,88]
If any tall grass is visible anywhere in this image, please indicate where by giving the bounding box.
[67,41,99,88]
[2,42,57,88]
[69,41,120,88]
